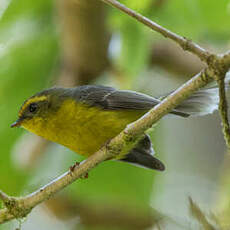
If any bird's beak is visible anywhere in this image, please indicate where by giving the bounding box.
[11,118,23,128]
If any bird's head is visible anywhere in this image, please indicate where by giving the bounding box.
[11,88,67,133]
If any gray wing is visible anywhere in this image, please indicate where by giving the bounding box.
[72,85,160,110]
[70,85,189,117]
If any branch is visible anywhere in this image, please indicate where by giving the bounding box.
[217,76,230,148]
[100,0,213,63]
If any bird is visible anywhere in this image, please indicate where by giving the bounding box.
[11,81,228,171]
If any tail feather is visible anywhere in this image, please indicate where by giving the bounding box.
[172,71,230,117]
[120,135,165,171]
[175,87,219,116]
[121,150,165,171]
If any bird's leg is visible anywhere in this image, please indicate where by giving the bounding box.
[69,161,80,173]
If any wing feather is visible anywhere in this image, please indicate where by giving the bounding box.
[71,85,189,117]
[73,85,159,110]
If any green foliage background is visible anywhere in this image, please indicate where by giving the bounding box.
[0,0,230,229]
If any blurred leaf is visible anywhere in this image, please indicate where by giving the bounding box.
[152,0,230,42]
[0,0,53,26]
[0,0,58,194]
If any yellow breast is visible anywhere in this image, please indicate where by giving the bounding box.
[22,99,146,157]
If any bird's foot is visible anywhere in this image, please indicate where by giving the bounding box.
[69,161,80,173]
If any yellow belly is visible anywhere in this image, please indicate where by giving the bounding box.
[23,99,146,157]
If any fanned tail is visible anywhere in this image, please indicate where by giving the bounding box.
[173,71,230,117]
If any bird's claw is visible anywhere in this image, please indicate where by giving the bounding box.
[69,161,80,173]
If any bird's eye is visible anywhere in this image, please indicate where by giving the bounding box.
[29,103,38,113]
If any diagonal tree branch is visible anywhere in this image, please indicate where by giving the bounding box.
[1,0,230,225]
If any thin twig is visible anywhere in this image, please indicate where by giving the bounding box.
[217,76,230,149]
[100,0,213,63]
